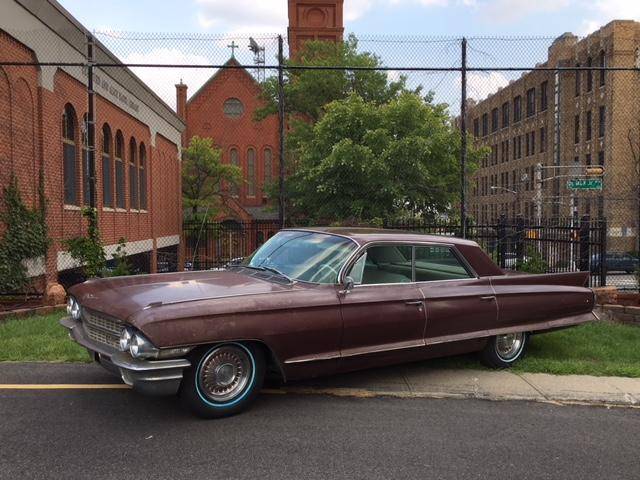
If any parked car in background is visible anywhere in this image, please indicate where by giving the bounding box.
[590,253,639,273]
[62,228,596,418]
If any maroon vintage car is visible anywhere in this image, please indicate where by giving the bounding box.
[61,228,596,417]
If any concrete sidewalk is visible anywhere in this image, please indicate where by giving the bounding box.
[1,361,639,407]
[286,362,640,407]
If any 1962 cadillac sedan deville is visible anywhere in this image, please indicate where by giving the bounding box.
[61,228,596,417]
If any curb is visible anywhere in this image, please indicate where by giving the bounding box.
[261,386,640,409]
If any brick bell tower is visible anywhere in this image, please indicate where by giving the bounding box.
[287,0,344,57]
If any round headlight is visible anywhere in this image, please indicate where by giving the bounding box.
[119,327,134,352]
[129,332,159,359]
[67,297,81,320]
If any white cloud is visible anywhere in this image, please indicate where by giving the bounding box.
[386,69,402,82]
[579,0,640,35]
[194,0,477,31]
[460,71,510,101]
[122,48,213,109]
[345,0,375,21]
[479,0,571,23]
[196,0,287,33]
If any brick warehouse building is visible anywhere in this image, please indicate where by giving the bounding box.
[467,21,640,252]
[175,0,344,229]
[0,0,184,292]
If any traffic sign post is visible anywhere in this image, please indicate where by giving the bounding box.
[566,178,603,190]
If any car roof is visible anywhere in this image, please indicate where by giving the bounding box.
[283,226,480,247]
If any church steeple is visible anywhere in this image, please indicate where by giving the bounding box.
[287,0,344,57]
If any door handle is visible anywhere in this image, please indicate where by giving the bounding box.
[479,295,496,301]
[405,300,423,306]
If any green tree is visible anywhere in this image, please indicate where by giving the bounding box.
[286,93,483,223]
[182,136,242,218]
[258,34,409,124]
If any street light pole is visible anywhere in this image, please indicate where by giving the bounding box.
[534,162,542,224]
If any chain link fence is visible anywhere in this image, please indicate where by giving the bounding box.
[1,21,639,302]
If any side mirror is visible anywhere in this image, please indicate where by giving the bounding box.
[340,276,355,294]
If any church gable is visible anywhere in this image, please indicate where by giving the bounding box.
[187,58,262,109]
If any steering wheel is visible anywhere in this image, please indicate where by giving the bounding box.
[310,264,338,283]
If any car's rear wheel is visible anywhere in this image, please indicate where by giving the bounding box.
[480,332,528,369]
[180,342,265,418]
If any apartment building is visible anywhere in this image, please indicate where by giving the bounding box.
[467,20,640,252]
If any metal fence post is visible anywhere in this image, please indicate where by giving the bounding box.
[460,37,467,239]
[515,215,525,263]
[277,35,286,229]
[579,215,590,272]
[86,33,97,214]
[600,218,607,286]
[497,214,506,268]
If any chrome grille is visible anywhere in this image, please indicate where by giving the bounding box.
[82,309,123,349]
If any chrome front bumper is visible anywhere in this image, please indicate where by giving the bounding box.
[60,316,190,396]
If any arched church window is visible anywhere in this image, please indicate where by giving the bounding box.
[230,147,240,197]
[223,98,244,118]
[247,147,256,197]
[115,130,125,209]
[139,143,147,210]
[263,147,273,186]
[62,103,78,205]
[102,124,113,207]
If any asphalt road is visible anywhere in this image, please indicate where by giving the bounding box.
[1,364,639,480]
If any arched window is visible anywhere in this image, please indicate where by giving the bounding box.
[230,147,240,197]
[247,147,256,197]
[139,143,147,210]
[129,137,138,210]
[599,50,606,87]
[62,103,78,205]
[115,130,125,209]
[82,114,91,205]
[586,56,593,92]
[574,63,580,96]
[102,124,113,207]
[263,147,273,189]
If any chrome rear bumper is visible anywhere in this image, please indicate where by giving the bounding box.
[60,316,190,396]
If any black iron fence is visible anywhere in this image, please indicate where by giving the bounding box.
[184,216,608,287]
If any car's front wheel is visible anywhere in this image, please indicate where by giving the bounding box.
[480,332,528,369]
[180,342,265,418]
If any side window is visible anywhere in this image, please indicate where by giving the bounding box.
[352,245,413,285]
[349,253,367,285]
[414,246,472,282]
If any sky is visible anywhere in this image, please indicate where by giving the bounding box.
[54,0,640,109]
[56,0,640,38]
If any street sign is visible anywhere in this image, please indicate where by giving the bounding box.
[586,166,605,176]
[566,178,603,190]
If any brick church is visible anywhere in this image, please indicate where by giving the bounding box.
[175,0,344,226]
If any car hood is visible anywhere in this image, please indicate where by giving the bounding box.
[69,269,293,321]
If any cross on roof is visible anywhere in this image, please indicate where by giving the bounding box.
[227,41,239,58]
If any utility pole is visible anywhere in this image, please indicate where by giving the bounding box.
[277,35,286,229]
[460,37,468,238]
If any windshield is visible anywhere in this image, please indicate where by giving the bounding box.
[242,231,356,284]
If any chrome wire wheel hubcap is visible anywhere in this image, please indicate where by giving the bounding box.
[198,345,252,403]
[495,332,525,361]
